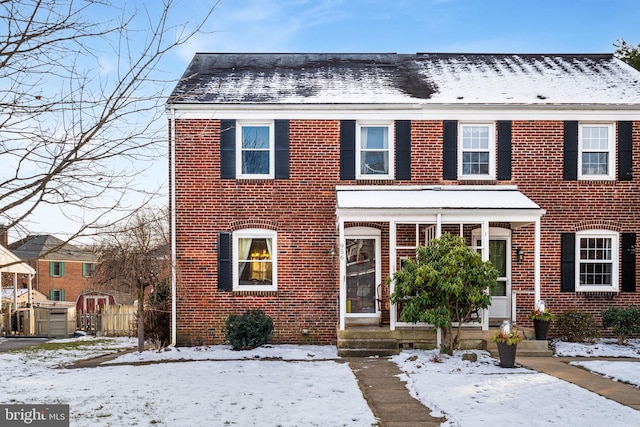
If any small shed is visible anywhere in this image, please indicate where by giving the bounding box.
[1,288,48,309]
[76,291,117,314]
[33,302,77,338]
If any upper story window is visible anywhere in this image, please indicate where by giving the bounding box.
[82,263,96,277]
[458,123,496,179]
[236,121,274,178]
[576,230,619,292]
[50,261,65,277]
[578,123,615,180]
[233,229,277,291]
[356,122,394,179]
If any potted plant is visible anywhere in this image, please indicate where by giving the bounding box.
[492,321,523,368]
[529,300,556,340]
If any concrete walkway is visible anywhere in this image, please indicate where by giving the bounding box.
[517,356,640,411]
[346,357,445,427]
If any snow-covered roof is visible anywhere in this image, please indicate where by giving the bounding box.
[336,186,541,210]
[169,53,640,106]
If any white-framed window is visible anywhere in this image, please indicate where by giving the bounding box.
[575,230,619,292]
[236,121,274,178]
[356,122,394,179]
[233,229,277,291]
[458,123,496,179]
[578,123,615,180]
[50,261,64,277]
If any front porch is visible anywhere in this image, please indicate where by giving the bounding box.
[337,324,553,358]
[336,185,547,333]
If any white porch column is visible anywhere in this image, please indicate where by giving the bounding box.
[27,274,33,307]
[481,220,490,331]
[338,219,346,331]
[534,219,542,307]
[12,273,18,311]
[436,213,442,238]
[389,219,397,331]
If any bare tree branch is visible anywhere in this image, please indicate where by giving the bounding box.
[0,0,218,262]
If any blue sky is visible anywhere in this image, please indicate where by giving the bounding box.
[173,0,640,64]
[19,0,640,238]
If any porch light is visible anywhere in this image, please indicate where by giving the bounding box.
[516,248,524,262]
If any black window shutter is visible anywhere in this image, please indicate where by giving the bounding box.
[618,121,633,181]
[340,120,356,180]
[621,233,636,292]
[563,121,578,181]
[497,121,512,180]
[443,120,458,180]
[395,120,411,180]
[275,120,290,179]
[561,233,576,292]
[217,232,232,291]
[220,120,236,179]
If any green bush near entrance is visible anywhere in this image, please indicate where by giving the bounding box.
[224,309,274,350]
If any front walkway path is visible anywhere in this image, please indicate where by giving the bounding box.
[346,357,445,427]
[517,356,640,411]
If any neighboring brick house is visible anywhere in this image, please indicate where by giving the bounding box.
[9,235,98,304]
[167,53,640,346]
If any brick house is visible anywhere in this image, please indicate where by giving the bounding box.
[9,235,98,304]
[167,53,639,346]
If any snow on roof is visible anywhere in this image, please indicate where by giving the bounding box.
[336,186,542,210]
[169,53,640,106]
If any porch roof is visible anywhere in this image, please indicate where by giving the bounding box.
[336,185,545,226]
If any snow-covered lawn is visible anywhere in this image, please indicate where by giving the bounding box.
[0,338,374,426]
[1,337,640,426]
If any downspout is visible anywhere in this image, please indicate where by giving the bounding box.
[169,108,177,347]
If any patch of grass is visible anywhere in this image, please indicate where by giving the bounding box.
[7,339,116,354]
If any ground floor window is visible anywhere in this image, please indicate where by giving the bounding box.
[576,230,619,292]
[233,229,277,291]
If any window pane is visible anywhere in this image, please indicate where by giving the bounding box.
[580,238,611,260]
[580,263,612,285]
[582,152,608,175]
[238,238,272,285]
[582,126,608,150]
[462,152,489,175]
[361,127,388,149]
[242,151,269,174]
[242,126,270,149]
[463,126,489,149]
[360,151,389,175]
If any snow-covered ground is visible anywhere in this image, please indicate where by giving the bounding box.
[1,337,639,426]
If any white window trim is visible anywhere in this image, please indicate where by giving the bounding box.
[232,228,277,291]
[355,121,395,180]
[575,229,619,292]
[458,122,496,180]
[578,123,616,181]
[235,120,275,179]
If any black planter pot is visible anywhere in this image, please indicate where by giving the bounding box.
[496,342,517,368]
[533,319,550,340]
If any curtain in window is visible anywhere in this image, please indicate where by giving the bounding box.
[238,238,252,277]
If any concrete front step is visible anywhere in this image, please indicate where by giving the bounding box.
[337,348,400,357]
[486,340,553,357]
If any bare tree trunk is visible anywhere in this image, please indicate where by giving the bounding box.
[137,283,145,352]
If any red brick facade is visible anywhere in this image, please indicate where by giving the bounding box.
[33,259,95,304]
[173,118,639,345]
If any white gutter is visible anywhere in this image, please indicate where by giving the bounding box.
[169,108,177,347]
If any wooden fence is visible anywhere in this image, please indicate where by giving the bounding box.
[77,304,137,337]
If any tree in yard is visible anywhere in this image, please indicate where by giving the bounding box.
[614,39,640,71]
[389,232,498,355]
[0,0,217,264]
[93,209,170,352]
